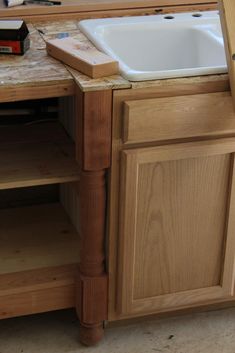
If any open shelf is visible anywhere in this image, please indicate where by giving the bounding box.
[0,202,80,275]
[0,202,80,318]
[0,122,79,190]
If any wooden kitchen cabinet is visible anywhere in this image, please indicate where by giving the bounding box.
[108,86,235,321]
[117,139,235,316]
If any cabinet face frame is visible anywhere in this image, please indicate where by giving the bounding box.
[219,0,235,106]
[118,138,235,316]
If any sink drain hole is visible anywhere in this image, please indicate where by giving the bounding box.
[164,15,175,20]
[192,13,202,17]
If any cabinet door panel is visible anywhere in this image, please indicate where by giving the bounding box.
[118,138,235,316]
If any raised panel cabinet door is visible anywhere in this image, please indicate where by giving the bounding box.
[118,138,235,316]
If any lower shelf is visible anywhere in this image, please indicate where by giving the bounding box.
[0,202,80,319]
[0,265,77,319]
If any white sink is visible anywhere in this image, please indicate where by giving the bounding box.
[79,11,227,81]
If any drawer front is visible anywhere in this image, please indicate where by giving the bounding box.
[123,92,235,144]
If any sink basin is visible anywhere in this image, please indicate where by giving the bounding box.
[79,11,227,81]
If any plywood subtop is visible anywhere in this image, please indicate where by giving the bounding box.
[0,18,229,101]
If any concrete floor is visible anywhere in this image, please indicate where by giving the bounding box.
[0,308,235,353]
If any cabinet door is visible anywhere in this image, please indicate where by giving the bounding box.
[118,138,235,316]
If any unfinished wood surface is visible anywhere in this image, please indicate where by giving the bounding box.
[123,92,235,144]
[0,122,79,189]
[70,67,131,92]
[0,23,74,102]
[118,138,235,316]
[39,25,130,92]
[35,22,229,92]
[0,203,80,275]
[219,0,235,107]
[77,170,108,345]
[0,143,78,189]
[46,37,119,79]
[0,20,228,97]
[58,96,81,233]
[1,4,217,21]
[0,265,77,319]
[76,87,112,170]
[75,86,110,345]
[0,0,217,18]
[0,81,75,103]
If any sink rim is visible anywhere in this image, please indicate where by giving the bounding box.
[79,11,228,82]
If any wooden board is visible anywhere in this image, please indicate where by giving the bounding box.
[219,0,235,107]
[0,4,217,22]
[0,203,80,274]
[46,37,119,79]
[0,0,217,18]
[0,265,76,319]
[0,122,80,189]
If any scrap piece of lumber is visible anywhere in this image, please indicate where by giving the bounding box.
[46,37,119,79]
[219,0,235,106]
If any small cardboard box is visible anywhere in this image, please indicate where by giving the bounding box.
[0,20,30,55]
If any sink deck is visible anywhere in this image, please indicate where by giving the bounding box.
[0,18,230,102]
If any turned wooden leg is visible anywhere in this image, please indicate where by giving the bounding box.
[75,87,112,346]
[77,170,108,346]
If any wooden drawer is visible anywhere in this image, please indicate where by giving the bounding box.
[123,92,235,144]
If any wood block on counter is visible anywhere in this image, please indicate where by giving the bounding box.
[46,37,119,79]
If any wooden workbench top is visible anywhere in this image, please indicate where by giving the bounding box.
[0,19,229,102]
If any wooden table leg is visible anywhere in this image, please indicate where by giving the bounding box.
[77,170,108,345]
[75,86,112,346]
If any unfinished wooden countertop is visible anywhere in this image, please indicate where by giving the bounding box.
[0,19,230,102]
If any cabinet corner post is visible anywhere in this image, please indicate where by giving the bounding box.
[75,84,112,346]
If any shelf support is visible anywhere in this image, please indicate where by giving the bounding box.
[75,85,112,346]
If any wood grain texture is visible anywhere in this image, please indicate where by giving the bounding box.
[0,21,228,98]
[60,88,108,344]
[46,37,119,79]
[118,138,235,316]
[0,203,80,275]
[77,170,108,345]
[219,0,235,107]
[76,86,112,170]
[0,0,217,18]
[0,265,77,319]
[133,155,229,298]
[78,171,106,278]
[0,82,75,103]
[2,4,217,22]
[123,92,235,144]
[0,24,75,101]
[108,79,231,322]
[0,123,79,189]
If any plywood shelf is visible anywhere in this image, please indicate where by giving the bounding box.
[0,202,80,275]
[0,122,79,190]
[0,202,80,318]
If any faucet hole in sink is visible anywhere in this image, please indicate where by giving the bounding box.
[192,13,202,17]
[164,15,175,20]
